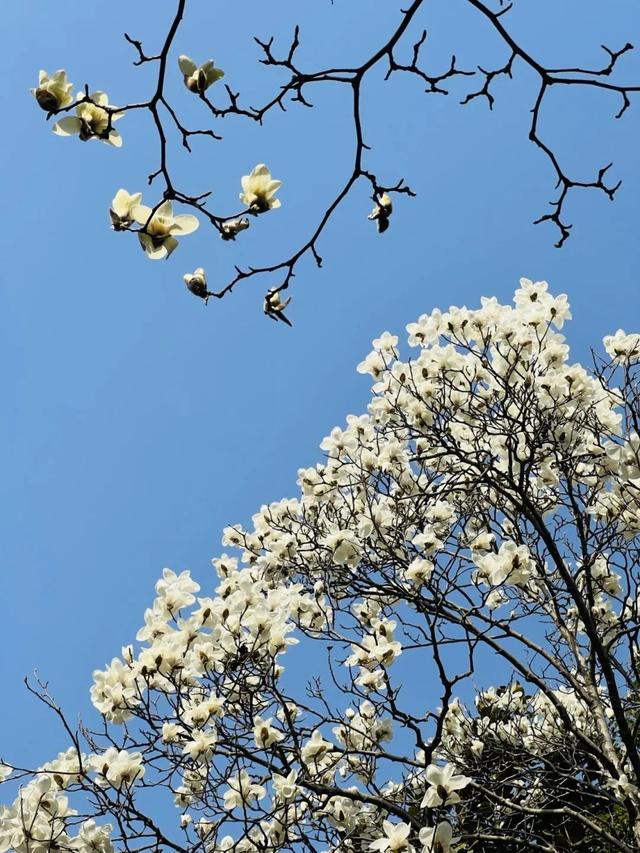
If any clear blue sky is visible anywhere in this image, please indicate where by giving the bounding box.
[1,0,639,765]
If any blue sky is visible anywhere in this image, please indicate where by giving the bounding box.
[1,0,639,765]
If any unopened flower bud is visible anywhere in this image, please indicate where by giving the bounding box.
[184,267,210,302]
[221,217,250,241]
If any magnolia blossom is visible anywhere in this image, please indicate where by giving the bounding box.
[31,69,73,112]
[109,189,142,231]
[133,202,199,260]
[183,728,217,762]
[419,822,457,853]
[75,820,114,853]
[603,329,640,364]
[264,290,293,326]
[178,55,224,93]
[53,92,123,147]
[475,541,534,588]
[370,821,412,853]
[92,748,145,788]
[222,770,266,810]
[253,716,284,749]
[272,770,298,801]
[368,192,393,233]
[240,164,282,213]
[421,763,471,808]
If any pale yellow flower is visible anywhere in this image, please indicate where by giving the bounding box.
[368,193,393,233]
[110,189,142,230]
[240,164,282,213]
[178,55,224,94]
[31,69,74,112]
[133,200,199,260]
[53,92,124,147]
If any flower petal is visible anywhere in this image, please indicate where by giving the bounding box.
[178,55,197,76]
[155,200,174,219]
[170,214,199,235]
[139,233,168,260]
[163,236,179,258]
[105,130,123,148]
[52,116,82,136]
[132,204,153,225]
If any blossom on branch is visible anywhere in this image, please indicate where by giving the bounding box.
[221,217,250,241]
[31,70,73,113]
[109,189,142,230]
[178,55,224,94]
[183,267,210,301]
[368,193,393,233]
[53,92,124,147]
[133,201,199,259]
[240,164,282,213]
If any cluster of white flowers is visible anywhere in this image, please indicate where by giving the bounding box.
[0,775,114,853]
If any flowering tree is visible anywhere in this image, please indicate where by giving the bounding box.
[31,1,640,322]
[3,280,640,851]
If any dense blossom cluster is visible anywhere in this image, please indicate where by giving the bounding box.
[3,280,640,851]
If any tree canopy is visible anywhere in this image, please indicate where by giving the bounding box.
[2,280,640,851]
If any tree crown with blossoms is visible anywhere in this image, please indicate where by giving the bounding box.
[2,280,640,852]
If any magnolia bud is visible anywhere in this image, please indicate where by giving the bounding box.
[183,268,209,301]
[221,217,250,241]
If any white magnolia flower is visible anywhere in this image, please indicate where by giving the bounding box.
[222,770,266,810]
[92,748,145,789]
[271,770,298,801]
[603,329,640,364]
[110,189,142,230]
[31,69,74,112]
[240,164,282,213]
[178,55,224,93]
[183,728,217,762]
[368,192,393,233]
[421,763,471,808]
[76,820,114,853]
[253,716,284,749]
[370,820,412,853]
[133,202,199,260]
[475,541,534,587]
[53,92,124,147]
[419,821,457,853]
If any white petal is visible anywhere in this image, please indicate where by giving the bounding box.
[163,236,179,258]
[178,55,197,76]
[170,214,199,235]
[132,204,153,225]
[53,116,82,136]
[155,200,174,219]
[105,130,123,147]
[138,233,167,260]
[112,189,130,217]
